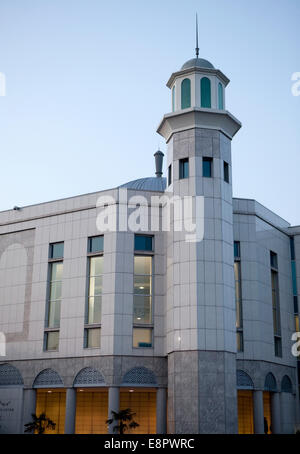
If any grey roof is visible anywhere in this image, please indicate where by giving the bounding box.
[181,57,214,70]
[119,177,166,192]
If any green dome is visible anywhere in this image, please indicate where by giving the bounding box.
[181,58,214,70]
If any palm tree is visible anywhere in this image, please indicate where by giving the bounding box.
[106,408,139,434]
[24,413,56,434]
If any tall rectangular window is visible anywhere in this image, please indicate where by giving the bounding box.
[179,158,189,179]
[224,161,229,183]
[270,251,282,357]
[290,238,300,372]
[44,242,64,351]
[133,235,153,348]
[203,157,213,178]
[168,164,172,186]
[234,241,243,352]
[84,236,104,348]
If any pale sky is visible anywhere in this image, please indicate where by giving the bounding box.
[0,0,299,224]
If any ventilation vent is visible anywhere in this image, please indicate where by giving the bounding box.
[264,373,277,392]
[33,369,63,388]
[281,375,293,393]
[122,367,157,385]
[73,367,105,387]
[0,364,23,386]
[236,370,254,389]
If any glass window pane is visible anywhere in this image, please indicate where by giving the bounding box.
[179,158,189,179]
[234,242,240,259]
[292,261,297,295]
[87,328,101,348]
[295,315,299,332]
[90,256,103,276]
[134,235,153,251]
[168,165,172,186]
[48,300,61,328]
[270,252,278,269]
[201,77,211,108]
[134,275,151,295]
[218,82,224,110]
[224,161,229,183]
[134,256,152,275]
[133,328,152,348]
[133,296,152,324]
[46,331,59,351]
[203,158,212,178]
[50,281,62,301]
[88,236,104,254]
[88,296,102,324]
[89,276,103,296]
[51,262,63,281]
[181,78,191,109]
[50,243,64,259]
[237,332,243,352]
[290,237,295,261]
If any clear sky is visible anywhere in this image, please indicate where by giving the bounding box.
[0,0,299,224]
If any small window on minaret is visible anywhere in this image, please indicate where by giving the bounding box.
[179,158,189,179]
[168,165,172,186]
[224,161,229,183]
[203,157,213,178]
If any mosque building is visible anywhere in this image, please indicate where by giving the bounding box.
[0,38,299,434]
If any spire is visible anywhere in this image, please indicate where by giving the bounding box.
[195,13,199,58]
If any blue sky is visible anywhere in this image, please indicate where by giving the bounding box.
[0,0,299,224]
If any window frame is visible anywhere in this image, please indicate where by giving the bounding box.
[234,241,243,353]
[270,251,282,357]
[179,158,189,180]
[133,237,154,349]
[44,242,64,352]
[224,161,230,183]
[84,236,104,349]
[202,157,213,178]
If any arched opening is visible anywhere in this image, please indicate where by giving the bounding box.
[73,367,108,434]
[120,367,158,434]
[201,77,211,108]
[172,85,175,112]
[181,78,191,109]
[33,368,65,434]
[218,82,224,109]
[236,370,254,434]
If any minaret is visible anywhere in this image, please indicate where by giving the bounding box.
[157,32,241,433]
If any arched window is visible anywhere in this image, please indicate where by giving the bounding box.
[172,85,175,112]
[218,82,224,109]
[201,77,211,108]
[181,78,191,109]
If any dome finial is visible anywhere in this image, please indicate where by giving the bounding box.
[195,13,199,58]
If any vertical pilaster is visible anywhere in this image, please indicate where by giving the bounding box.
[156,388,167,434]
[271,392,281,433]
[253,390,264,434]
[64,388,76,434]
[22,389,36,433]
[108,386,120,434]
[280,392,296,434]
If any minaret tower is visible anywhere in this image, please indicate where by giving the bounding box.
[157,21,242,433]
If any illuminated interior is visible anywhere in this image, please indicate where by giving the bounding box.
[35,389,66,434]
[75,388,108,434]
[120,388,156,434]
[237,390,254,434]
[263,391,272,434]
